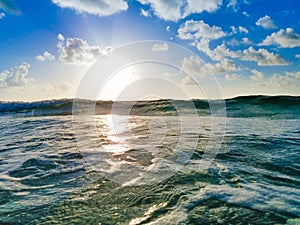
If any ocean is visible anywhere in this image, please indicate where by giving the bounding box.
[0,96,299,224]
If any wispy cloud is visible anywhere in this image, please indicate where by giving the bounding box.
[250,69,264,81]
[227,0,250,12]
[152,43,169,52]
[0,0,21,15]
[182,76,197,85]
[242,11,250,17]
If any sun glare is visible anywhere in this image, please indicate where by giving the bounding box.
[98,66,139,101]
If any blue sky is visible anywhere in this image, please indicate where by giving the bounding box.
[0,0,299,101]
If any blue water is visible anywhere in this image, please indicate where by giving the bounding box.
[0,96,299,224]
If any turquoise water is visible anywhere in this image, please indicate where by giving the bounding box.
[0,96,299,224]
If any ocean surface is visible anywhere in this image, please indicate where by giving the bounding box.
[0,96,299,224]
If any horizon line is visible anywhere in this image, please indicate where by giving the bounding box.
[0,94,299,103]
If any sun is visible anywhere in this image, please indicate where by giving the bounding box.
[98,66,139,101]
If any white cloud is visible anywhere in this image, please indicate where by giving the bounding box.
[279,10,295,17]
[295,71,300,80]
[35,55,46,62]
[178,20,235,65]
[196,41,241,61]
[227,38,240,46]
[242,37,253,45]
[178,20,226,41]
[267,74,292,87]
[140,9,150,17]
[287,71,300,80]
[227,0,250,12]
[57,34,112,65]
[225,73,239,80]
[259,28,300,48]
[295,54,300,59]
[258,72,300,89]
[250,69,264,81]
[152,43,169,52]
[238,26,248,34]
[196,41,288,67]
[230,26,237,34]
[0,62,32,87]
[51,82,74,92]
[178,21,288,67]
[35,51,55,62]
[194,39,213,57]
[241,47,289,66]
[207,59,238,74]
[181,56,205,76]
[242,11,250,17]
[51,0,128,16]
[37,82,74,94]
[211,43,241,60]
[58,33,65,42]
[227,0,238,11]
[137,0,222,21]
[181,56,238,77]
[183,0,222,17]
[256,15,277,29]
[137,0,183,21]
[229,26,248,34]
[182,76,197,85]
[166,26,170,32]
[0,12,5,19]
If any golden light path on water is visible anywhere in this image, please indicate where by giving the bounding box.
[88,113,198,186]
[98,115,130,154]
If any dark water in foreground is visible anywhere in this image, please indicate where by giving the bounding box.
[0,96,299,224]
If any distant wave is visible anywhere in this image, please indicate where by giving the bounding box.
[225,95,300,118]
[0,99,74,116]
[0,95,299,118]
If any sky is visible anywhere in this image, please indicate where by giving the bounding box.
[0,0,299,101]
